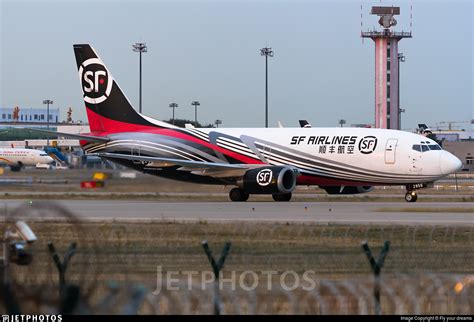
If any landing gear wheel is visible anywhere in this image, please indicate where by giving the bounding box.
[272,193,292,202]
[229,188,249,202]
[405,191,418,203]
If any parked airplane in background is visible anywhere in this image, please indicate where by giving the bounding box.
[31,44,462,202]
[299,120,312,128]
[0,148,54,171]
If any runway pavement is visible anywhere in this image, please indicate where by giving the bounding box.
[2,200,473,225]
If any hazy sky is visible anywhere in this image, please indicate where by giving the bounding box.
[1,0,472,130]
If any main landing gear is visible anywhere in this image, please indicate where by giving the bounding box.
[228,188,293,202]
[272,193,292,202]
[404,191,418,203]
[229,188,249,202]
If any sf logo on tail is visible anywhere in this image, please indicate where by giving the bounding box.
[78,58,113,104]
[83,70,106,93]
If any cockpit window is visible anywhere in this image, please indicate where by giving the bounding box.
[413,143,442,152]
[40,153,48,156]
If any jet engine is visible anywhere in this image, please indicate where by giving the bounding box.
[238,166,297,194]
[320,186,374,195]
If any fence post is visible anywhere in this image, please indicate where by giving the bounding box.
[201,240,232,315]
[47,241,77,290]
[362,240,390,315]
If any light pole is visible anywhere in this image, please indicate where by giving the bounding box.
[191,101,200,127]
[43,99,53,147]
[260,47,274,128]
[399,108,405,130]
[397,53,405,130]
[132,42,148,114]
[169,103,178,125]
[215,119,222,128]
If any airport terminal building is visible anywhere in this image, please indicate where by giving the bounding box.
[443,141,474,172]
[0,106,60,124]
[433,130,474,172]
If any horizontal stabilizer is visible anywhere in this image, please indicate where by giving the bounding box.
[20,128,110,143]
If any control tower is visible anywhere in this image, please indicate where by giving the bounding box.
[362,6,411,130]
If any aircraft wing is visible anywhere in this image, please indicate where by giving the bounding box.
[95,152,264,178]
[20,128,110,143]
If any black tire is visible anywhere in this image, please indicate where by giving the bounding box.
[229,188,249,202]
[405,192,418,203]
[272,192,292,202]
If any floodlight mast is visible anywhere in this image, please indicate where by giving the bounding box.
[132,42,148,114]
[260,47,274,128]
[169,103,178,125]
[42,99,53,147]
[191,101,200,127]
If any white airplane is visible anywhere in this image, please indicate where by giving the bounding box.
[0,148,54,171]
[31,44,462,202]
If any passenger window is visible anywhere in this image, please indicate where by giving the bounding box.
[421,145,429,152]
[412,145,421,152]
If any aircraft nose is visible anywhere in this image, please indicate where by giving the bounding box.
[439,151,462,175]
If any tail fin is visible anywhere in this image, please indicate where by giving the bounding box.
[73,44,172,133]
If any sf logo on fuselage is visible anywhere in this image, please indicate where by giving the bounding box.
[79,58,113,104]
[358,136,378,154]
[256,169,273,186]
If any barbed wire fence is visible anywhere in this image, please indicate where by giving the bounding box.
[1,201,473,314]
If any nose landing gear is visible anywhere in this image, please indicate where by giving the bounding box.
[404,183,430,203]
[405,190,418,203]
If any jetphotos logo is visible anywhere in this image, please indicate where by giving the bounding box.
[152,266,319,295]
[256,169,273,186]
[78,58,113,104]
[2,316,62,322]
[358,136,378,154]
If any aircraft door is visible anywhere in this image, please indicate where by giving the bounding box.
[131,145,142,164]
[385,138,398,164]
[261,143,272,162]
[131,145,141,156]
[262,144,272,164]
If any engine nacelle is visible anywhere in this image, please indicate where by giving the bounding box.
[320,186,373,195]
[238,166,297,194]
